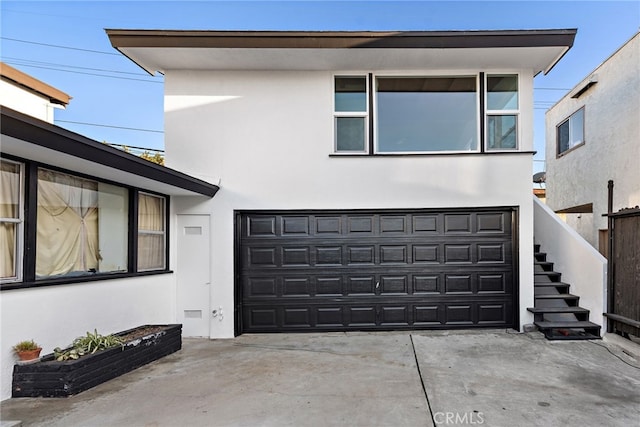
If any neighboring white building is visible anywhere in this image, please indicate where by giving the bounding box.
[0,68,217,400]
[545,32,640,254]
[0,62,71,123]
[107,29,577,339]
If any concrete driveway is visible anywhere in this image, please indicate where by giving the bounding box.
[1,330,639,426]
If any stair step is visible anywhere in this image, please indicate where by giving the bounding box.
[534,282,571,288]
[535,271,561,277]
[527,306,589,314]
[542,330,602,340]
[535,320,600,329]
[534,261,554,270]
[535,294,579,302]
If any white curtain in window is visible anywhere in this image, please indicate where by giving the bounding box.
[138,194,164,270]
[36,169,99,277]
[0,161,20,279]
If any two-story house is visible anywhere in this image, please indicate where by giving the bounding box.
[107,29,579,338]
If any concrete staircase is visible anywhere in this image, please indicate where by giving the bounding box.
[527,244,601,340]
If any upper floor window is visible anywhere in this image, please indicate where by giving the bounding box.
[557,107,584,155]
[376,76,478,152]
[333,73,520,154]
[486,74,519,150]
[334,76,368,153]
[0,159,24,282]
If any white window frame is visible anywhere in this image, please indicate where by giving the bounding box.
[556,107,585,156]
[333,74,369,154]
[137,191,167,272]
[0,158,24,283]
[485,74,520,151]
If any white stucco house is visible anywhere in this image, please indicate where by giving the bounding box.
[545,32,640,254]
[104,28,589,340]
[3,28,616,401]
[0,62,71,123]
[0,65,218,400]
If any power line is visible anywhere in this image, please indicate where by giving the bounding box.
[4,56,153,77]
[56,120,163,134]
[534,87,571,91]
[3,62,162,84]
[105,143,165,153]
[0,36,120,56]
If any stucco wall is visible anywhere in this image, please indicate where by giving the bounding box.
[0,275,175,400]
[546,33,640,247]
[165,69,536,338]
[534,197,606,330]
[0,80,59,123]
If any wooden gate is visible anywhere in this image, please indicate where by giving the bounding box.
[606,207,640,336]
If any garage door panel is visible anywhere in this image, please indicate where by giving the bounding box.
[244,270,513,298]
[242,298,513,332]
[239,209,516,332]
[244,242,511,269]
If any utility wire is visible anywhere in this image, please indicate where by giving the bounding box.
[4,56,153,77]
[3,62,161,83]
[105,143,165,153]
[56,120,163,134]
[0,36,120,56]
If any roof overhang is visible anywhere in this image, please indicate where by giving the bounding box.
[0,62,71,106]
[106,29,577,75]
[556,203,593,214]
[0,107,219,198]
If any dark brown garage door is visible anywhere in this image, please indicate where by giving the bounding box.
[236,209,516,333]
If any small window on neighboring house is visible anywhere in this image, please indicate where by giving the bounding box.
[486,74,519,150]
[137,193,166,271]
[36,169,129,279]
[557,107,584,155]
[0,159,24,282]
[334,76,368,153]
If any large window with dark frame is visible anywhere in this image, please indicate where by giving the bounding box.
[333,73,520,154]
[0,158,169,288]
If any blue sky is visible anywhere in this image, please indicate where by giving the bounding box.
[1,1,639,173]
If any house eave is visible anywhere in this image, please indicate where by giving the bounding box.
[106,29,577,75]
[0,62,71,106]
[0,106,219,198]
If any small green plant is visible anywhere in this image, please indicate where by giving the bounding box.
[13,340,40,352]
[54,330,124,361]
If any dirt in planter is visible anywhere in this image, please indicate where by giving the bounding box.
[119,326,167,343]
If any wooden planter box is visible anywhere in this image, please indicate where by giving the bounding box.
[12,324,182,398]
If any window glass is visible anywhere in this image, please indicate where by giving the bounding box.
[36,169,128,279]
[487,75,518,110]
[335,77,366,112]
[336,117,366,151]
[557,108,584,155]
[570,108,584,147]
[376,77,478,152]
[488,115,517,149]
[138,193,166,271]
[0,159,22,281]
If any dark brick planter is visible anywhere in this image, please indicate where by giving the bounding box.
[12,324,182,398]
